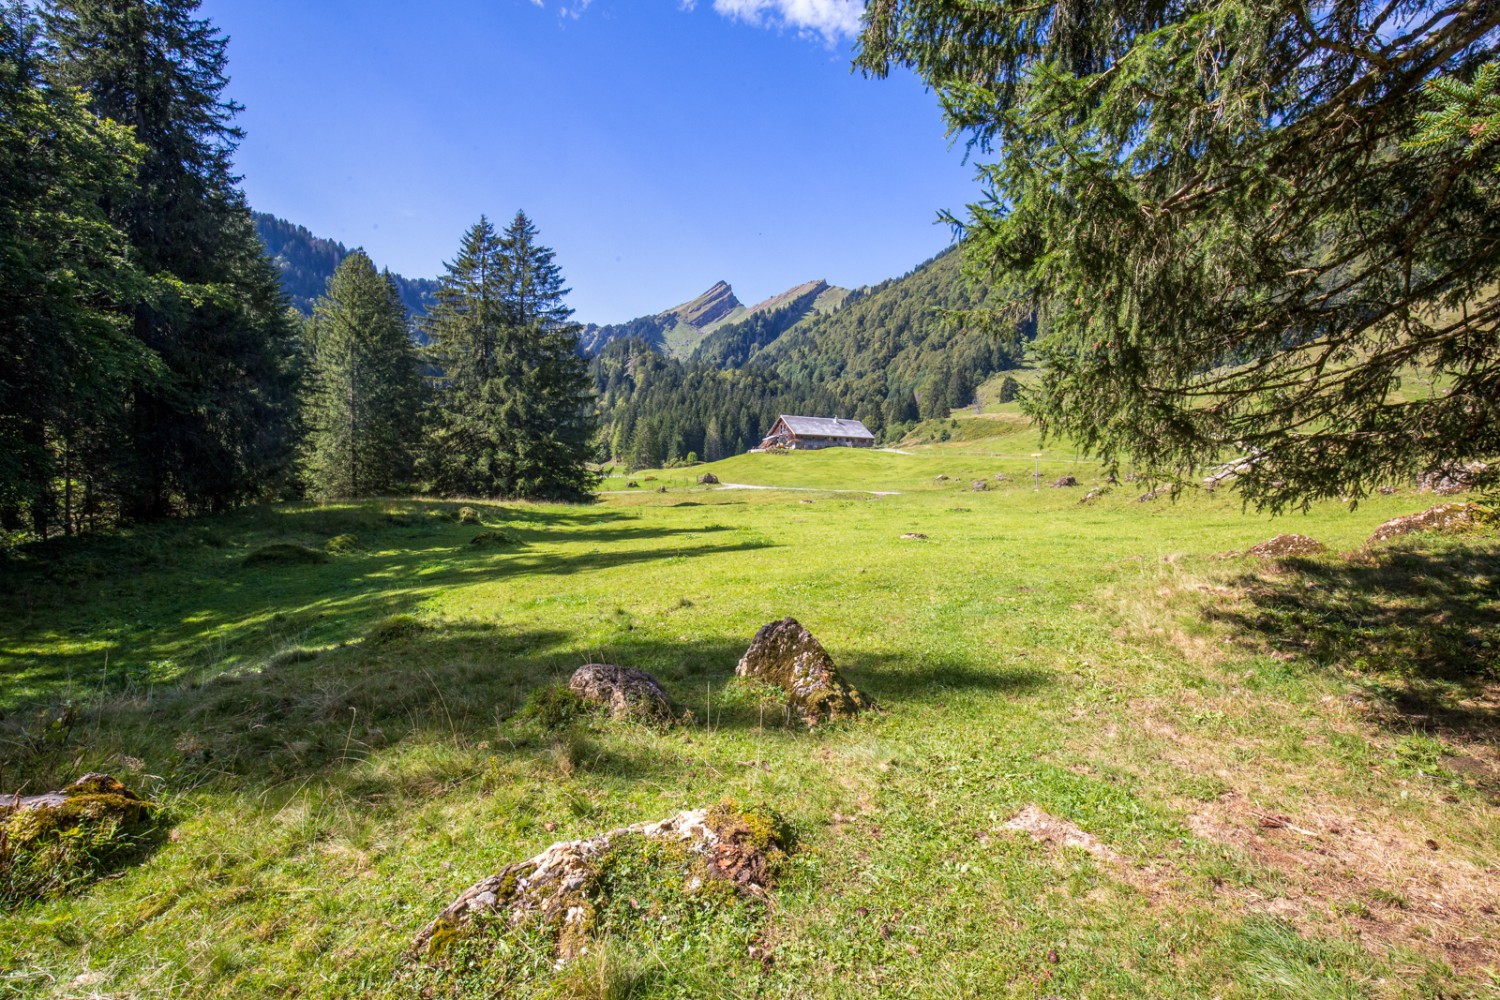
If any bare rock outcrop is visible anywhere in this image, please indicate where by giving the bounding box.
[1418,462,1489,496]
[567,664,675,723]
[735,618,868,725]
[1367,503,1491,546]
[1246,534,1326,558]
[412,802,787,961]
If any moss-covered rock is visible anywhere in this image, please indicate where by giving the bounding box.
[242,543,330,568]
[365,614,427,645]
[1,773,161,905]
[735,618,868,726]
[457,506,481,525]
[324,533,361,554]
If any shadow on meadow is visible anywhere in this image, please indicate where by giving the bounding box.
[1,612,1050,797]
[1209,540,1500,741]
[0,501,766,715]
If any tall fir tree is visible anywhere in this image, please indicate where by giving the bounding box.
[424,213,597,500]
[43,0,300,520]
[304,251,424,499]
[496,210,598,500]
[0,2,152,538]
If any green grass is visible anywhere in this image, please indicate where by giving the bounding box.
[1,447,1497,998]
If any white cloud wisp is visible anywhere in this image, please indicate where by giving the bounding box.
[711,0,865,44]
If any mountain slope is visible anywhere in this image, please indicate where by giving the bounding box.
[581,277,849,359]
[253,213,438,317]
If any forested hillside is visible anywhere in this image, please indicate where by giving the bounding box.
[253,213,438,317]
[593,247,1031,468]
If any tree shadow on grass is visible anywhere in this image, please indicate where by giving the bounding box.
[1207,541,1500,742]
[2,616,1052,797]
[0,506,770,716]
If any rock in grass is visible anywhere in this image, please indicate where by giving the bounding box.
[735,618,868,726]
[697,472,720,485]
[1246,534,1326,558]
[971,480,989,492]
[457,506,481,525]
[366,614,427,645]
[242,543,330,567]
[1418,462,1489,496]
[900,532,927,540]
[568,664,676,723]
[1,774,158,904]
[1367,503,1491,546]
[324,533,361,555]
[1051,475,1077,488]
[469,529,517,548]
[411,801,788,961]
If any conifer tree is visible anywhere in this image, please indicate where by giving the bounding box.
[0,2,151,538]
[424,213,597,499]
[44,0,299,520]
[496,211,598,499]
[304,252,423,499]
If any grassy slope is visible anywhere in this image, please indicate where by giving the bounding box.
[2,444,1497,998]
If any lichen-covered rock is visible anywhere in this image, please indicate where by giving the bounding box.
[567,664,676,723]
[412,802,788,961]
[734,618,868,725]
[697,472,719,485]
[1,774,158,904]
[1367,503,1491,545]
[1051,475,1077,488]
[1418,462,1489,495]
[1246,534,1326,558]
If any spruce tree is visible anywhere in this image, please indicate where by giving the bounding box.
[496,211,598,500]
[859,1,1500,508]
[44,0,300,520]
[304,252,423,499]
[0,2,151,538]
[425,213,597,500]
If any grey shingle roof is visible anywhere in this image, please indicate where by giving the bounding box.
[777,415,875,440]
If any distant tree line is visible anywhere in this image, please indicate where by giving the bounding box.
[1,0,596,543]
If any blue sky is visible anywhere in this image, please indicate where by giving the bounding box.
[203,0,978,324]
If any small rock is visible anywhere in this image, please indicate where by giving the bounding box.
[626,480,639,488]
[697,473,720,485]
[1246,534,1326,558]
[1418,461,1488,495]
[568,663,676,723]
[971,480,989,492]
[934,475,948,482]
[735,618,868,726]
[900,532,927,540]
[1051,476,1077,488]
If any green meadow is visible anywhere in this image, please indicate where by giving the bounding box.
[2,437,1497,998]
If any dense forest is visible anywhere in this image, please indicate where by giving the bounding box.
[253,213,439,318]
[1,1,595,542]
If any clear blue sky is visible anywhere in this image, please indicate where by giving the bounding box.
[203,0,978,325]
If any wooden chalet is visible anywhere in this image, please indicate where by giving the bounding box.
[757,415,875,451]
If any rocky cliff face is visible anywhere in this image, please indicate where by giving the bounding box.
[665,280,744,329]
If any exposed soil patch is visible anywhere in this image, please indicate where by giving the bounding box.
[1186,790,1500,973]
[1002,805,1123,864]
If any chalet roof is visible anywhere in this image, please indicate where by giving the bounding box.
[776,415,875,440]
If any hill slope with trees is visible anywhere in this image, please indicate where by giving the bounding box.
[253,212,438,318]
